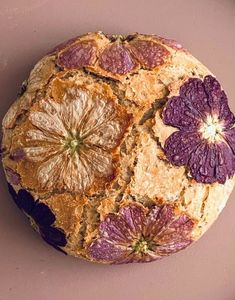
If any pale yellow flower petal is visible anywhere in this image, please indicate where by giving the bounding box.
[63,153,93,192]
[80,98,115,138]
[84,119,124,150]
[26,129,60,144]
[81,146,113,176]
[29,110,67,137]
[24,145,62,162]
[37,152,65,189]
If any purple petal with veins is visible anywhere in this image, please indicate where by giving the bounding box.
[130,40,169,69]
[164,130,201,166]
[188,142,234,184]
[156,239,192,256]
[162,95,201,130]
[179,78,211,119]
[99,43,136,75]
[156,215,194,244]
[145,205,174,238]
[88,204,194,264]
[58,41,97,69]
[214,142,235,183]
[203,76,235,128]
[119,204,146,237]
[88,238,131,262]
[223,128,235,154]
[99,214,133,244]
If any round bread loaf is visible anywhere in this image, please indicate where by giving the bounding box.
[2,32,235,264]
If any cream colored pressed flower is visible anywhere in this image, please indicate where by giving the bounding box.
[23,86,129,193]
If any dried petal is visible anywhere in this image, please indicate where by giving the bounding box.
[224,127,235,153]
[163,79,210,130]
[164,130,201,166]
[9,148,26,161]
[80,146,113,176]
[5,168,20,185]
[85,119,125,150]
[203,75,224,115]
[145,205,174,238]
[31,203,56,227]
[215,142,235,183]
[114,251,161,264]
[26,129,61,144]
[130,40,169,69]
[29,111,67,138]
[17,189,36,215]
[24,146,61,162]
[36,152,66,190]
[179,78,210,119]
[99,214,133,244]
[40,226,67,247]
[156,239,192,256]
[57,41,97,69]
[119,204,146,237]
[188,141,234,184]
[169,214,194,231]
[63,153,93,192]
[156,215,194,244]
[88,238,131,262]
[163,94,202,130]
[99,43,136,75]
[49,91,91,134]
[203,76,235,128]
[189,143,217,183]
[219,95,235,129]
[79,98,115,137]
[7,184,66,252]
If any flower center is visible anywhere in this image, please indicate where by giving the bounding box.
[132,237,149,254]
[62,134,84,154]
[199,115,224,143]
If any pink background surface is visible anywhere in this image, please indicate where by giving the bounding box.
[0,1,235,299]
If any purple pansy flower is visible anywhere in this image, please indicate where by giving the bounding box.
[7,184,67,253]
[162,75,235,184]
[88,204,194,264]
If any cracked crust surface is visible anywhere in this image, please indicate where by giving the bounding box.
[2,31,234,263]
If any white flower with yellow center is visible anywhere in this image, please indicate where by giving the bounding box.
[23,83,130,193]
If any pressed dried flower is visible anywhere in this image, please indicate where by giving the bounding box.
[163,75,235,184]
[22,84,130,193]
[88,204,194,264]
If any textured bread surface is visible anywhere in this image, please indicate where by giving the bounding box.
[2,32,234,264]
